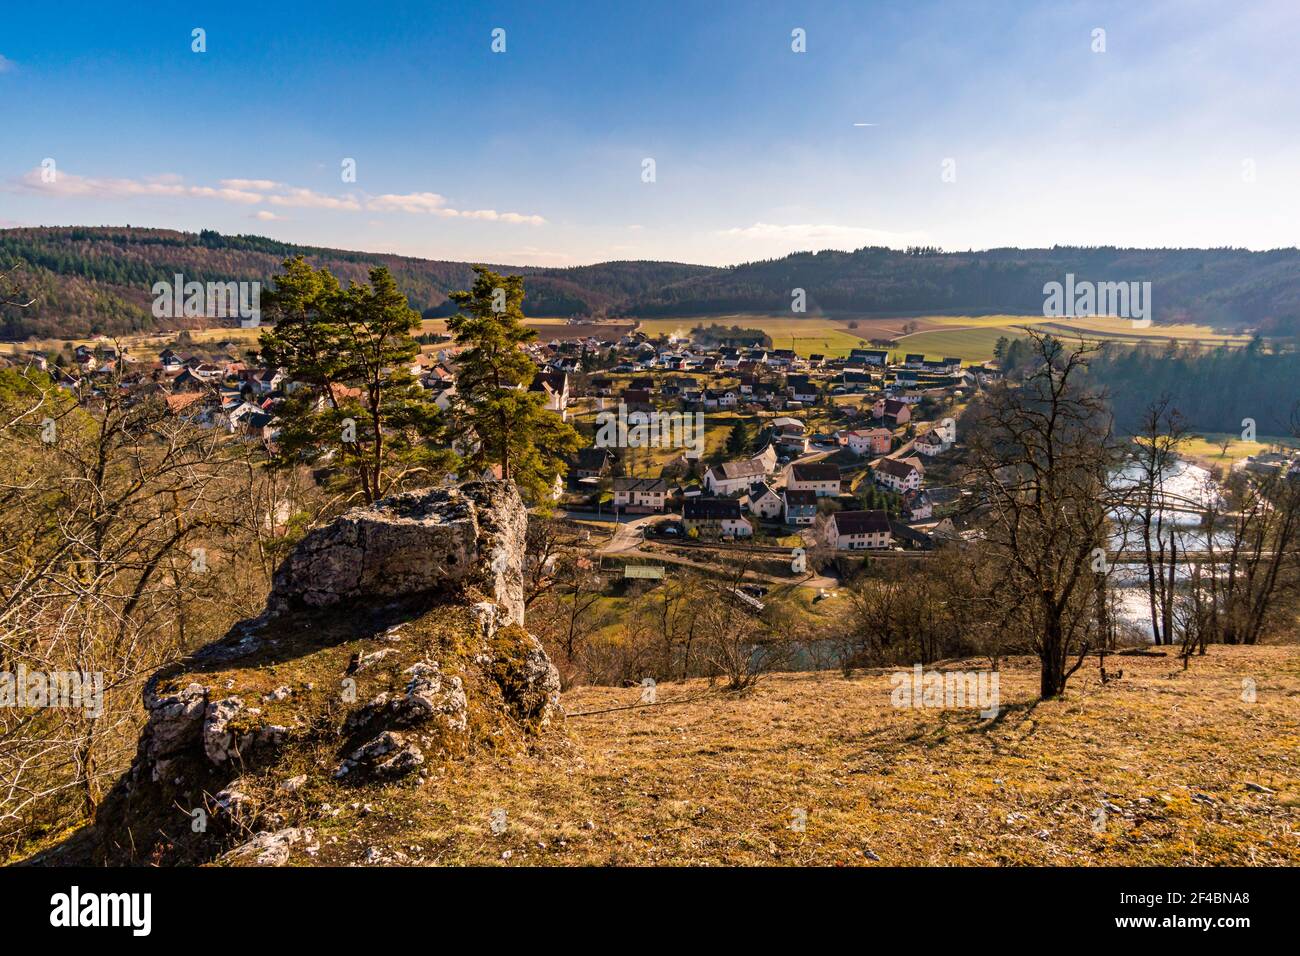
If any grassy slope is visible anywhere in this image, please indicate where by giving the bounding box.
[283,645,1300,866]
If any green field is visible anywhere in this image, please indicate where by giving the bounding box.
[636,315,876,358]
[889,326,1027,364]
[635,313,1256,365]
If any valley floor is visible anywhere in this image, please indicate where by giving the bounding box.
[300,645,1300,866]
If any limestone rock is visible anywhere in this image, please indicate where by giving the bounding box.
[139,682,208,783]
[267,482,527,624]
[203,696,248,764]
[336,730,425,781]
[221,827,319,867]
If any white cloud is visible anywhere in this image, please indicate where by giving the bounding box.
[221,178,281,191]
[266,187,362,211]
[11,167,543,226]
[366,191,544,224]
[368,191,451,214]
[15,169,263,204]
[252,210,282,221]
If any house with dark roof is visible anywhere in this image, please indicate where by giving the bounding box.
[874,456,924,493]
[785,461,842,497]
[620,388,654,412]
[882,398,911,426]
[683,497,752,537]
[782,488,818,525]
[824,509,892,550]
[572,447,614,479]
[531,370,570,419]
[849,348,889,365]
[787,374,817,403]
[613,477,671,513]
[902,488,933,521]
[746,481,784,520]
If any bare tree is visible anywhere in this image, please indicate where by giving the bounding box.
[0,362,246,850]
[966,332,1125,698]
[1127,397,1190,645]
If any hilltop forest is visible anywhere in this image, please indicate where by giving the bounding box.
[3,227,1300,340]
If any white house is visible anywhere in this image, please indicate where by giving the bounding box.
[873,456,924,493]
[785,461,841,497]
[902,489,932,522]
[824,510,892,550]
[844,427,892,457]
[683,498,752,537]
[530,371,570,420]
[705,458,769,496]
[914,428,951,457]
[746,482,784,520]
[613,477,670,513]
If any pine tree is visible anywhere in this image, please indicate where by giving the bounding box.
[446,267,581,500]
[726,419,753,457]
[260,256,454,503]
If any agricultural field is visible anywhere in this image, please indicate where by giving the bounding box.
[886,315,1253,365]
[636,315,877,358]
[636,313,1254,365]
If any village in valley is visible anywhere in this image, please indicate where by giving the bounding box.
[12,318,1300,598]
[5,320,999,590]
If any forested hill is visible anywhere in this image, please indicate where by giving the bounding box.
[621,246,1300,335]
[3,226,1300,340]
[0,227,715,339]
[1086,342,1300,438]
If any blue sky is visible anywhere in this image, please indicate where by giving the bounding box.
[3,0,1298,265]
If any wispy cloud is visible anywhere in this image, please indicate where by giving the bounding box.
[16,169,263,204]
[13,168,544,225]
[370,190,544,224]
[267,187,362,211]
[0,55,15,74]
[221,178,282,191]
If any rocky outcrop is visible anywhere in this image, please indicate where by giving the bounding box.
[267,482,527,625]
[74,480,561,866]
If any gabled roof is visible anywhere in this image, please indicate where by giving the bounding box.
[782,489,818,508]
[684,497,743,520]
[789,462,840,482]
[574,447,613,469]
[833,510,891,534]
[711,458,768,481]
[613,477,669,494]
[875,457,920,479]
[531,370,568,394]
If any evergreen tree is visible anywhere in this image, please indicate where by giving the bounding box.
[260,256,454,503]
[446,267,581,500]
[726,419,753,457]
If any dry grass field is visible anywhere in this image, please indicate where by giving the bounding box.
[290,645,1300,866]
